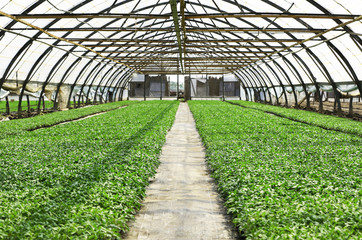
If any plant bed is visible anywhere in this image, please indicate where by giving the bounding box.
[189,100,362,239]
[228,100,362,137]
[0,101,179,239]
[0,101,138,138]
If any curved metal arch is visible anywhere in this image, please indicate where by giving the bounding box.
[173,3,306,93]
[0,0,47,38]
[0,0,359,109]
[234,70,260,101]
[100,66,127,103]
[84,63,108,103]
[53,58,83,109]
[77,62,102,105]
[234,70,257,91]
[115,72,133,101]
[248,66,273,103]
[281,56,309,108]
[66,59,93,107]
[93,65,118,103]
[103,67,131,103]
[0,0,136,106]
[35,2,150,108]
[222,3,306,101]
[0,40,33,90]
[305,49,342,112]
[17,46,53,115]
[0,0,95,87]
[37,52,70,112]
[244,68,269,103]
[256,65,280,105]
[210,1,347,95]
[306,0,362,47]
[325,43,362,97]
[42,1,278,100]
[257,0,361,106]
[112,69,134,101]
[291,53,323,111]
[233,73,249,101]
[272,60,299,107]
[119,71,137,101]
[263,61,289,106]
[235,71,256,102]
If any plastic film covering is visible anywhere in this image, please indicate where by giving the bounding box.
[0,0,360,110]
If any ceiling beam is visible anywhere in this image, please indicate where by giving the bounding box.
[9,12,356,20]
[0,10,138,73]
[185,64,246,67]
[114,57,261,60]
[53,38,306,43]
[10,27,334,33]
[240,14,362,73]
[10,13,170,19]
[48,38,176,43]
[185,12,358,19]
[71,44,292,49]
[141,71,231,74]
[77,50,276,54]
[180,0,187,64]
[169,0,184,72]
[186,39,305,43]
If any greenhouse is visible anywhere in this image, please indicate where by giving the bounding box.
[0,0,361,239]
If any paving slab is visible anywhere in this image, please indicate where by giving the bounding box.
[124,102,239,240]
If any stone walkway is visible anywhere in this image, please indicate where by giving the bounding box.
[124,102,238,240]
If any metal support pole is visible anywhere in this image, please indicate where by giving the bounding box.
[127,81,130,100]
[26,95,30,113]
[222,75,225,101]
[189,73,191,101]
[335,91,342,115]
[349,97,353,115]
[160,75,163,100]
[5,96,10,115]
[177,74,179,100]
[144,76,146,101]
[73,96,76,109]
[42,96,45,111]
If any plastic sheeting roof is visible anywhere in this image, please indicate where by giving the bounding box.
[0,0,361,95]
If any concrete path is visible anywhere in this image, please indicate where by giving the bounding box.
[124,102,238,240]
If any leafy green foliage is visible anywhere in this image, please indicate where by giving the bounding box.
[0,101,179,239]
[189,101,362,239]
[229,100,362,136]
[0,100,54,113]
[0,101,137,137]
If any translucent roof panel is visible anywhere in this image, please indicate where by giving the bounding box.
[0,0,360,98]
